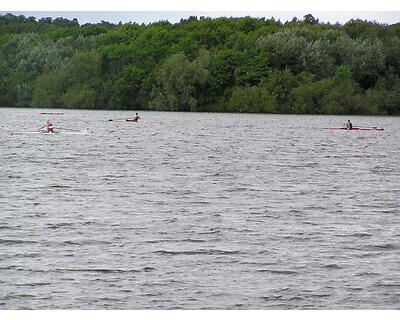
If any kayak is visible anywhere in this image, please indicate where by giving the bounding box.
[39,129,60,134]
[325,127,384,131]
[108,118,138,122]
[38,112,64,115]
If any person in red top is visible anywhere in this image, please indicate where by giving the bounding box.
[40,119,54,133]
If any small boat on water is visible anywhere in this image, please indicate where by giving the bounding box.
[108,118,139,122]
[39,129,60,134]
[325,127,384,131]
[109,113,140,122]
[38,112,64,115]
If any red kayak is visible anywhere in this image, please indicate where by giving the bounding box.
[325,127,384,131]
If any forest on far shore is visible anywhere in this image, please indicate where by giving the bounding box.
[0,13,400,115]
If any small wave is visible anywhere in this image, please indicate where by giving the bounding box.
[187,200,211,205]
[0,239,37,245]
[143,267,155,272]
[141,292,163,297]
[224,187,248,192]
[61,240,112,246]
[15,282,51,287]
[364,243,397,251]
[349,287,364,291]
[370,166,395,174]
[0,265,19,270]
[47,184,72,189]
[145,238,206,244]
[198,229,222,235]
[180,238,207,243]
[72,188,94,192]
[373,282,400,288]
[0,225,13,230]
[46,222,75,229]
[288,296,305,301]
[303,205,326,210]
[14,253,41,258]
[304,162,318,168]
[322,264,343,269]
[62,240,82,245]
[11,267,57,273]
[352,233,373,238]
[256,269,298,275]
[353,252,381,258]
[83,220,97,225]
[153,249,242,256]
[55,268,141,273]
[260,295,283,301]
[309,293,331,298]
[378,208,400,214]
[356,272,380,277]
[5,293,36,299]
[6,174,22,179]
[240,261,278,267]
[335,232,372,238]
[301,221,319,225]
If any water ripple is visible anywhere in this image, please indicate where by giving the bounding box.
[0,109,399,309]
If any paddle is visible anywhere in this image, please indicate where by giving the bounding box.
[354,125,378,129]
[56,127,81,132]
[108,118,128,121]
[38,112,64,115]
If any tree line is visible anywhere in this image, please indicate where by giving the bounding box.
[1,13,399,115]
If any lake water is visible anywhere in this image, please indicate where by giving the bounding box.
[0,108,399,309]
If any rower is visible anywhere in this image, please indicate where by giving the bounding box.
[132,113,140,122]
[346,120,353,130]
[40,119,54,133]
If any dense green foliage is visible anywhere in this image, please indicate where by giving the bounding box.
[1,13,400,114]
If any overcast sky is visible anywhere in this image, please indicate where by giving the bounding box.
[1,11,400,25]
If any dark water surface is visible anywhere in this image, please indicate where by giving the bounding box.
[0,108,399,309]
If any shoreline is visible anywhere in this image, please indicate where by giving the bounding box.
[1,106,398,117]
